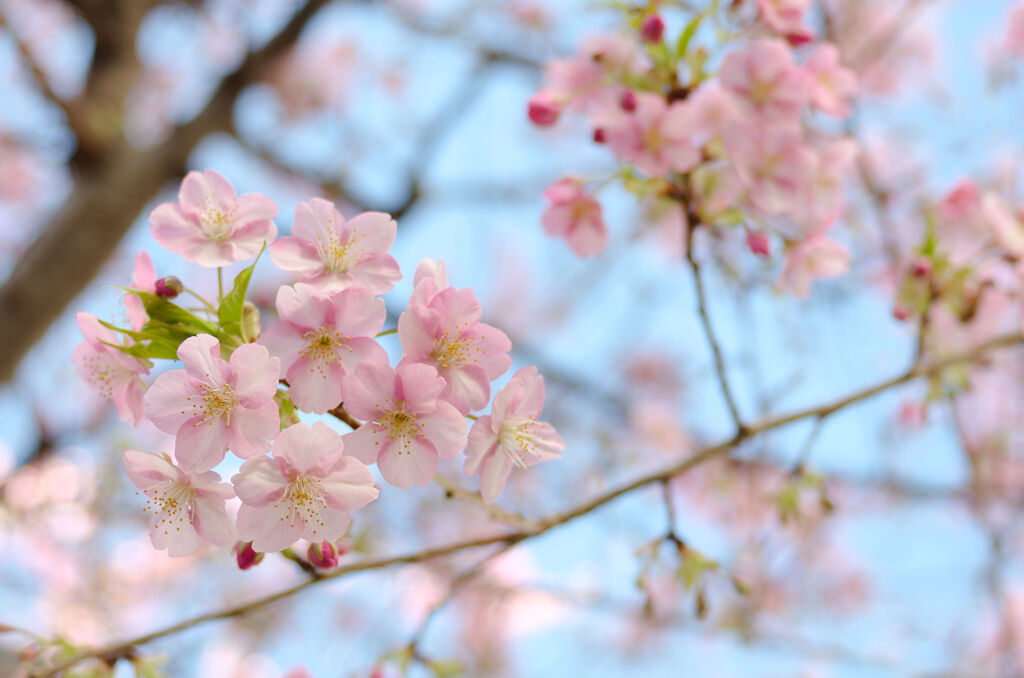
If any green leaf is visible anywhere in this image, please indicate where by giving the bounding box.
[124,289,219,336]
[218,247,264,340]
[428,659,465,677]
[677,548,718,590]
[676,6,712,61]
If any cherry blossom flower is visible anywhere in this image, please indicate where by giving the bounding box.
[124,251,156,330]
[727,124,817,220]
[72,312,150,426]
[260,282,387,414]
[341,362,467,488]
[804,43,859,118]
[756,0,816,45]
[144,334,280,471]
[269,198,401,293]
[541,178,608,258]
[544,34,645,109]
[149,169,278,267]
[123,449,235,557]
[233,421,379,552]
[398,286,512,414]
[464,366,564,504]
[982,193,1024,258]
[409,258,449,307]
[599,92,701,177]
[779,226,851,298]
[720,39,810,120]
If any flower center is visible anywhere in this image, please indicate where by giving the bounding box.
[276,474,329,535]
[198,208,236,242]
[300,328,347,374]
[385,406,420,441]
[314,231,357,274]
[498,416,543,469]
[196,383,238,424]
[82,351,123,400]
[143,482,195,535]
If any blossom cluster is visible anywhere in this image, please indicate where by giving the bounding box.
[72,170,564,558]
[529,1,859,297]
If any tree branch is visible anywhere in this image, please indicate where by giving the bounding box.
[0,0,331,383]
[27,331,1021,677]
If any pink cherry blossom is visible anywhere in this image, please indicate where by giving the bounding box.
[685,84,742,149]
[982,193,1024,258]
[124,251,156,330]
[779,226,851,298]
[599,92,701,177]
[233,421,378,552]
[341,362,467,488]
[72,312,150,426]
[756,0,816,44]
[541,178,608,258]
[398,286,512,414]
[804,44,859,118]
[260,282,387,414]
[269,198,401,293]
[720,39,810,120]
[123,449,235,557]
[144,334,281,471]
[726,124,817,219]
[409,258,449,307]
[149,169,278,267]
[544,34,645,109]
[464,366,564,504]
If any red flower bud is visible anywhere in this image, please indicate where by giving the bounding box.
[746,229,771,257]
[233,541,264,570]
[911,257,932,278]
[527,92,561,127]
[154,276,183,299]
[620,90,637,112]
[641,14,665,43]
[307,540,339,570]
[593,128,607,143]
[892,304,911,321]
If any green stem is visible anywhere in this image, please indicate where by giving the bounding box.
[217,267,224,302]
[184,289,216,313]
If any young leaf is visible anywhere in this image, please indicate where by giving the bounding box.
[219,247,264,340]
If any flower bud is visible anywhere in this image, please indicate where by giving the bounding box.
[593,128,606,143]
[234,541,264,570]
[746,229,771,257]
[619,90,637,112]
[892,303,910,321]
[307,540,339,570]
[910,257,932,278]
[527,92,562,127]
[242,301,261,341]
[154,276,183,299]
[641,14,665,43]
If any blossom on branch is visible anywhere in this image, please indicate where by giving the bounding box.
[149,169,278,267]
[233,422,379,552]
[144,334,280,471]
[464,366,564,504]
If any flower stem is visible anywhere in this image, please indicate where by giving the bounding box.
[375,328,398,337]
[217,267,224,302]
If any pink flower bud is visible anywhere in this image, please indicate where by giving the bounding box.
[746,229,771,257]
[527,92,561,127]
[154,276,183,299]
[641,14,665,43]
[593,128,606,143]
[620,90,637,112]
[911,257,932,278]
[786,29,816,47]
[892,304,910,321]
[307,540,339,570]
[234,541,264,570]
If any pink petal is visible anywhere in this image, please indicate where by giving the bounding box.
[287,358,344,414]
[174,418,231,471]
[227,401,279,459]
[269,238,326,276]
[232,456,286,506]
[377,436,439,488]
[463,418,498,476]
[228,343,280,399]
[341,423,386,465]
[478,451,514,504]
[320,457,379,510]
[191,494,236,546]
[143,369,194,434]
[177,334,225,386]
[123,449,177,489]
[275,421,344,474]
[418,401,467,459]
